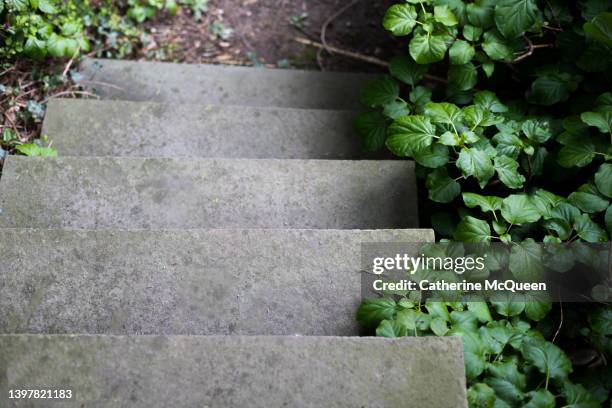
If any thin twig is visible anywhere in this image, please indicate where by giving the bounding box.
[552,301,563,343]
[61,49,79,79]
[294,37,448,83]
[512,36,554,63]
[321,0,360,53]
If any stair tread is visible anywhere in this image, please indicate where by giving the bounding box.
[43,98,365,158]
[0,334,467,407]
[0,228,433,335]
[78,58,376,109]
[0,157,418,229]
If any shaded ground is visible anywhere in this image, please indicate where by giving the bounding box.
[142,0,399,72]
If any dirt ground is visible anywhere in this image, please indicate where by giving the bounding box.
[143,0,401,72]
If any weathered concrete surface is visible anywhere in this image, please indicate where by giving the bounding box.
[79,58,375,109]
[0,335,467,407]
[0,228,433,335]
[0,157,418,229]
[43,99,366,158]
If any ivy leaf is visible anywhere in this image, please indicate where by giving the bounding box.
[386,115,436,156]
[426,167,461,203]
[360,76,400,108]
[482,30,514,60]
[454,216,491,242]
[47,35,79,58]
[509,239,544,281]
[409,33,451,64]
[567,192,609,213]
[434,5,458,26]
[467,383,496,408]
[524,295,552,321]
[501,194,541,225]
[521,337,572,381]
[449,40,475,65]
[383,4,419,36]
[562,382,601,408]
[467,302,493,323]
[492,297,526,316]
[463,24,483,41]
[383,100,410,119]
[353,112,388,151]
[457,148,495,187]
[389,55,427,86]
[524,390,556,408]
[474,91,508,112]
[595,163,612,198]
[494,0,538,39]
[15,144,57,157]
[448,63,478,91]
[356,298,397,329]
[466,0,495,29]
[521,119,552,143]
[413,143,450,168]
[425,102,464,126]
[581,110,612,133]
[557,142,596,168]
[462,192,502,213]
[486,360,527,405]
[376,319,407,338]
[528,73,582,106]
[5,0,27,11]
[583,12,612,47]
[430,317,449,335]
[574,213,609,242]
[494,156,526,189]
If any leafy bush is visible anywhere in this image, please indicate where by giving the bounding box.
[355,0,611,406]
[0,0,199,59]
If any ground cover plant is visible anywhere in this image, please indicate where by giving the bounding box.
[355,1,611,406]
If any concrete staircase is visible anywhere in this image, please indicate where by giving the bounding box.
[0,58,467,407]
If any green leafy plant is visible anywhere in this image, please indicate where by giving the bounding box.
[355,1,611,406]
[357,297,609,407]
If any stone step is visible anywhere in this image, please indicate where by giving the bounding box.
[0,228,433,335]
[0,335,467,407]
[0,157,418,229]
[78,58,374,109]
[42,99,366,158]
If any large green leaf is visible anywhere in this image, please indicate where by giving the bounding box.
[605,205,612,234]
[434,5,458,26]
[562,382,601,408]
[524,390,555,408]
[485,360,527,405]
[413,143,450,168]
[356,298,398,329]
[474,91,508,112]
[521,337,572,381]
[501,194,541,225]
[5,0,27,11]
[557,142,596,168]
[386,115,437,156]
[448,63,478,91]
[494,0,538,38]
[584,12,612,47]
[567,192,609,213]
[449,39,475,65]
[494,156,526,189]
[466,0,496,28]
[509,239,544,281]
[353,112,388,151]
[454,216,491,242]
[492,297,526,316]
[388,55,427,86]
[463,106,503,128]
[524,295,552,321]
[581,110,612,133]
[467,383,496,408]
[462,192,502,213]
[360,76,400,108]
[457,148,495,187]
[528,73,581,106]
[482,30,513,60]
[574,213,609,242]
[383,4,418,36]
[595,163,612,198]
[426,167,461,203]
[376,319,407,337]
[409,33,451,64]
[425,102,464,126]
